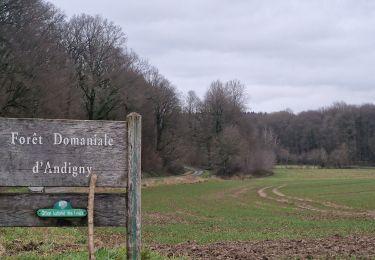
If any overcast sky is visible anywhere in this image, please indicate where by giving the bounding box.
[49,0,375,113]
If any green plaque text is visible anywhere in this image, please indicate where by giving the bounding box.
[37,208,87,218]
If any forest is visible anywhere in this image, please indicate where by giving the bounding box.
[1,0,374,178]
[256,102,375,167]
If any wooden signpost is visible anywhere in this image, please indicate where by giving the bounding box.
[0,113,142,259]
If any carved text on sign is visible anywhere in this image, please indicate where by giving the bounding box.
[10,132,114,146]
[33,161,92,177]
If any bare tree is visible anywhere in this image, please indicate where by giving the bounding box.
[0,0,66,117]
[185,90,201,114]
[213,126,243,176]
[203,80,228,135]
[147,71,180,152]
[225,79,247,114]
[63,14,126,119]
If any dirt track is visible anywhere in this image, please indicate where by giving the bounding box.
[257,185,375,218]
[151,235,375,259]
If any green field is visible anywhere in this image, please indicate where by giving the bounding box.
[143,168,375,244]
[2,168,375,259]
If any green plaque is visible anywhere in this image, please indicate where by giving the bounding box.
[37,200,87,218]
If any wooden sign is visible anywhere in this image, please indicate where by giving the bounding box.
[0,113,142,260]
[0,118,127,187]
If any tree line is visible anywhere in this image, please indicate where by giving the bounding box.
[252,102,375,167]
[0,0,274,176]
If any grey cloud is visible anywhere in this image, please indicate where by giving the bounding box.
[49,0,375,112]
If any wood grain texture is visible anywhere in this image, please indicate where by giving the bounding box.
[126,113,142,260]
[0,118,127,187]
[0,193,126,227]
[88,174,97,260]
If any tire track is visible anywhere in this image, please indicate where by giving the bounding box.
[258,186,326,213]
[257,185,375,218]
[272,185,352,210]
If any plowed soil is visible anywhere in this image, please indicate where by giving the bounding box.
[151,235,375,259]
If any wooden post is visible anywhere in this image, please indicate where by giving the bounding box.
[126,113,142,260]
[88,174,97,260]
